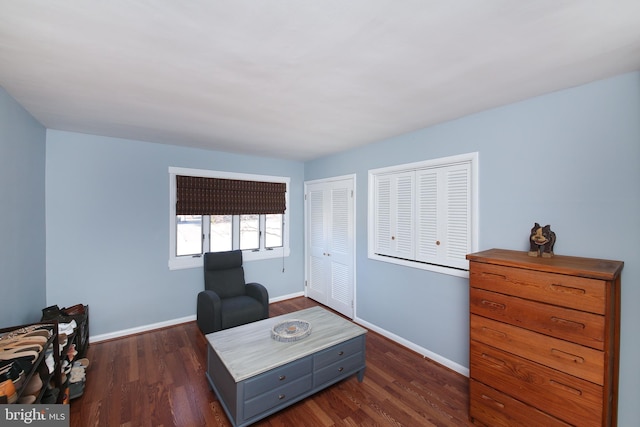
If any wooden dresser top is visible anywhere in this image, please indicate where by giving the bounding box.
[467,248,623,280]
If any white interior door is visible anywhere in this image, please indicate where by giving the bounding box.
[306,186,327,304]
[305,176,355,318]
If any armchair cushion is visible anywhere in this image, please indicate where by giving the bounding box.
[220,296,265,330]
[203,250,246,299]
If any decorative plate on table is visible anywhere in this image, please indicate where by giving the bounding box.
[271,319,311,342]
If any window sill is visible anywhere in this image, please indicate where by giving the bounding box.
[168,247,290,270]
[368,253,469,278]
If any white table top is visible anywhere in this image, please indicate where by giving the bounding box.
[206,306,367,382]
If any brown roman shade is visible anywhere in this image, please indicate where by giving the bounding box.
[176,175,286,215]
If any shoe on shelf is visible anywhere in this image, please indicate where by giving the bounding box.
[69,379,84,400]
[41,387,59,404]
[22,372,43,396]
[0,335,48,349]
[0,342,43,354]
[0,325,52,343]
[69,367,85,383]
[0,348,40,364]
[0,360,25,390]
[0,378,17,404]
[73,358,90,369]
[45,350,55,374]
[18,394,36,404]
[66,344,78,361]
[58,320,77,336]
[61,304,85,316]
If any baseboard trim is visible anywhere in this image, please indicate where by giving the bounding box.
[89,292,306,343]
[90,314,197,343]
[355,316,469,378]
[269,291,305,303]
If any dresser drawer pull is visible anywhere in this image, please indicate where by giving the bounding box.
[481,353,506,366]
[278,394,286,400]
[481,394,505,408]
[338,367,344,372]
[480,272,507,281]
[279,375,286,381]
[551,316,585,329]
[550,283,586,295]
[550,348,585,364]
[549,379,582,396]
[338,351,344,356]
[481,300,506,310]
[481,326,507,339]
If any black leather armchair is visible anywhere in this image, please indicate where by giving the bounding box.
[196,250,269,334]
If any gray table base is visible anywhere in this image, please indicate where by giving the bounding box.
[205,307,366,427]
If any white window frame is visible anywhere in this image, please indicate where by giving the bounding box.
[168,167,290,270]
[368,152,478,278]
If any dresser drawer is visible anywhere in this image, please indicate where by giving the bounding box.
[470,314,604,385]
[314,353,364,387]
[470,288,605,350]
[470,379,571,427]
[470,263,606,314]
[243,374,312,420]
[314,336,364,370]
[470,341,603,427]
[244,356,312,400]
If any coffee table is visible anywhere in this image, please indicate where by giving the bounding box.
[205,306,367,427]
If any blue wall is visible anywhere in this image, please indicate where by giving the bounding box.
[305,72,640,426]
[0,87,47,326]
[45,130,305,337]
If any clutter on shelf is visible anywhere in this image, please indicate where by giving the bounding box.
[0,303,89,404]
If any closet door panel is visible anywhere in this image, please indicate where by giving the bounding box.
[306,186,327,303]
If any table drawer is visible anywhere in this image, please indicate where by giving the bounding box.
[470,263,606,314]
[470,379,571,427]
[243,374,312,420]
[314,336,364,370]
[470,314,604,385]
[314,353,364,387]
[470,341,603,427]
[470,288,605,350]
[244,356,312,400]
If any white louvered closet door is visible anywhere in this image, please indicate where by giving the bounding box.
[305,177,355,318]
[373,171,415,260]
[415,163,470,270]
[306,186,327,304]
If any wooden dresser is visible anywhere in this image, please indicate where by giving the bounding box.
[467,248,623,427]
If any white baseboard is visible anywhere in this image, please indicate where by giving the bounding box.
[90,314,197,343]
[89,292,306,343]
[354,316,469,378]
[269,291,305,303]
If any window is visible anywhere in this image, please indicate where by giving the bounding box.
[368,152,478,277]
[210,215,233,252]
[169,167,290,270]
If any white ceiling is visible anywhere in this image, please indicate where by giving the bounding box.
[1,1,639,161]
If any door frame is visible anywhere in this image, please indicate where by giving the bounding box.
[304,174,357,319]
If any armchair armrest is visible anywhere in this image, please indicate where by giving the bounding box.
[246,282,269,319]
[197,290,222,334]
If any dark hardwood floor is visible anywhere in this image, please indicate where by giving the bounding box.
[69,297,473,426]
